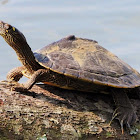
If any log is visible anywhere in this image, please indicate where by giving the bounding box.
[0,80,139,140]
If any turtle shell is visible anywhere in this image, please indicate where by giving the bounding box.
[34,35,140,88]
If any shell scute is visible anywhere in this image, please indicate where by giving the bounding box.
[34,36,140,88]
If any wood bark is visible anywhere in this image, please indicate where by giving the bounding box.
[0,80,140,140]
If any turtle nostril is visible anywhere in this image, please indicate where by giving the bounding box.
[0,21,4,28]
[4,23,10,29]
[0,21,3,24]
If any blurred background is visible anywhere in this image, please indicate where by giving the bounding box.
[0,0,140,82]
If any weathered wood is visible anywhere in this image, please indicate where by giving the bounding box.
[0,80,140,140]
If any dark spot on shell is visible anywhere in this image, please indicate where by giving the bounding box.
[66,35,75,40]
[93,40,98,43]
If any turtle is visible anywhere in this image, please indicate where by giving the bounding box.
[0,21,139,133]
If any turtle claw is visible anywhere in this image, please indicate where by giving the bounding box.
[120,119,124,134]
[111,106,137,134]
[109,108,120,126]
[11,85,28,92]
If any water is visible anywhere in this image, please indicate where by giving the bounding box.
[0,0,140,81]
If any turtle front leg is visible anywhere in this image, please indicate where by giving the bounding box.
[111,89,137,134]
[7,66,25,82]
[13,69,47,92]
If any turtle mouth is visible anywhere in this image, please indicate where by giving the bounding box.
[0,21,12,35]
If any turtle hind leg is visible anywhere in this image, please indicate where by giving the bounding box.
[111,88,137,133]
[13,69,48,92]
[7,66,25,82]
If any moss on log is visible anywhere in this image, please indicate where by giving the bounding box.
[0,80,140,140]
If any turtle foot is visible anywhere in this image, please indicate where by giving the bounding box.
[112,106,137,134]
[11,85,28,92]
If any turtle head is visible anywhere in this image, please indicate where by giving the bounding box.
[0,21,27,48]
[0,21,42,72]
[0,21,13,35]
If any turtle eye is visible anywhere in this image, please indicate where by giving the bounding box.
[5,26,15,33]
[4,24,12,33]
[12,27,15,31]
